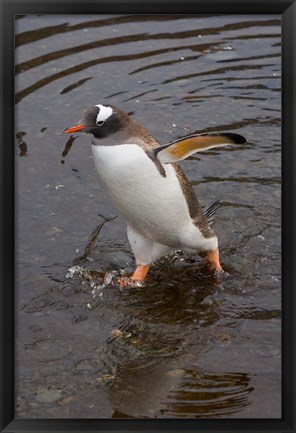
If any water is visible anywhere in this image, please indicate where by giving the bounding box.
[15,14,281,418]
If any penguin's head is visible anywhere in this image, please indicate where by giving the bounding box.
[64,104,128,138]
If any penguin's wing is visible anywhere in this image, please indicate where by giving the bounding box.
[153,133,246,163]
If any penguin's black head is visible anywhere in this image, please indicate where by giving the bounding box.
[64,104,128,138]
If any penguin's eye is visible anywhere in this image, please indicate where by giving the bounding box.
[96,120,105,126]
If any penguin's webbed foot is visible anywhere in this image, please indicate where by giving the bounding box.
[131,264,150,281]
[206,248,223,272]
[116,276,144,289]
[116,265,150,289]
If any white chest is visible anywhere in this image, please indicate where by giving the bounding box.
[91,144,204,248]
[92,143,180,209]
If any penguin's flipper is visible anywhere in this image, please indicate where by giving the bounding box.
[154,133,246,163]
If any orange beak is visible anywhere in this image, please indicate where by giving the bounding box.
[63,124,86,134]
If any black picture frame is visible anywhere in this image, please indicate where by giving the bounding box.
[1,1,295,432]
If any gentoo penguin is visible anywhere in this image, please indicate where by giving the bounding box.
[64,104,246,283]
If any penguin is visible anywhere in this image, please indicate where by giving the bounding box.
[64,103,246,284]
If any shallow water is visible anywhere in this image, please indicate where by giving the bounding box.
[15,14,281,418]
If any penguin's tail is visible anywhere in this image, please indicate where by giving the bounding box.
[203,198,221,226]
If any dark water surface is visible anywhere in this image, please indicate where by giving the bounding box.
[15,14,281,418]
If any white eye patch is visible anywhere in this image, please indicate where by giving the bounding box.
[95,104,113,124]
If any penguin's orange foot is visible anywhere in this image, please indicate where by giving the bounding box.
[131,265,150,281]
[117,276,144,288]
[116,265,150,289]
[207,249,223,272]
